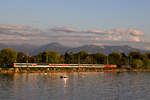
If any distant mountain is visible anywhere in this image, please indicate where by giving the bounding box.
[0,43,38,54]
[67,45,146,54]
[31,42,70,55]
[32,43,147,55]
[0,42,148,55]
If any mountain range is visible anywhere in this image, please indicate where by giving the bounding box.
[0,42,148,55]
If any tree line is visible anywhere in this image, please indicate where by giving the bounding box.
[1,48,150,68]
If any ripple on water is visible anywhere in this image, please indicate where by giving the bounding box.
[0,72,150,100]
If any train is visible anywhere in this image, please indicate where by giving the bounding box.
[13,63,117,68]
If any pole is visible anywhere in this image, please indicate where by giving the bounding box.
[78,55,80,64]
[26,53,29,67]
[128,56,130,65]
[46,54,48,63]
[107,55,109,65]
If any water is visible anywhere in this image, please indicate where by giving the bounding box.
[0,72,150,100]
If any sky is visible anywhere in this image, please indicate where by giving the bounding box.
[0,0,150,49]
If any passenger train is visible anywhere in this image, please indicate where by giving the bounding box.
[14,63,117,68]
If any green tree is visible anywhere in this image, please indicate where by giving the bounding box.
[132,59,143,68]
[64,52,75,64]
[128,51,145,60]
[120,53,128,65]
[33,53,43,63]
[41,51,60,63]
[59,55,65,64]
[92,53,107,64]
[128,51,149,68]
[16,52,27,63]
[0,48,17,67]
[84,55,93,64]
[42,50,49,63]
[146,52,150,59]
[77,51,88,64]
[108,52,122,66]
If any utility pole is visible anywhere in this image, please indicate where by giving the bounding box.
[128,56,130,65]
[46,53,48,63]
[107,55,109,65]
[92,56,94,64]
[78,55,80,64]
[26,53,29,67]
[129,56,132,65]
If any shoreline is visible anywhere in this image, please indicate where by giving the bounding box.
[0,67,150,73]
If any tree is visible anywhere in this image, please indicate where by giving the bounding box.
[33,53,43,63]
[120,53,128,65]
[64,52,75,64]
[77,51,88,64]
[146,52,150,59]
[59,55,65,64]
[42,50,49,63]
[16,52,27,63]
[128,51,150,67]
[108,52,122,66]
[128,51,145,60]
[132,59,143,68]
[92,53,107,64]
[41,51,60,63]
[0,48,17,67]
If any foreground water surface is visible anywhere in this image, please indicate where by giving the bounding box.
[0,72,150,100]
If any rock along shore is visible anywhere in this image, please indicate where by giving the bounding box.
[0,67,150,73]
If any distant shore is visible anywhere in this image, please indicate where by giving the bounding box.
[0,67,150,73]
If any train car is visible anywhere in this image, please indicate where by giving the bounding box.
[104,65,117,68]
[13,63,105,68]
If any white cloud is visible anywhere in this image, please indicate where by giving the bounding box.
[0,24,28,31]
[87,29,144,36]
[127,29,144,36]
[103,36,122,41]
[130,36,141,42]
[51,27,145,37]
[0,24,146,46]
[87,30,107,35]
[87,29,126,35]
[0,24,41,36]
[51,27,77,33]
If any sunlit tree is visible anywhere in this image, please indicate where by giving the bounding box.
[0,48,17,67]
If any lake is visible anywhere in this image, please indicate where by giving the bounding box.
[0,72,150,100]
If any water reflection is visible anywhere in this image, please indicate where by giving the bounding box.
[63,77,68,88]
[0,72,150,100]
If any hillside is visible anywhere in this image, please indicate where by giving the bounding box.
[0,43,147,55]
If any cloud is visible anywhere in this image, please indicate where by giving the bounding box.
[0,35,17,40]
[0,25,144,38]
[0,24,27,31]
[87,29,144,36]
[130,36,141,42]
[127,29,144,36]
[51,27,77,33]
[87,30,107,35]
[0,24,41,36]
[51,27,144,37]
[0,24,146,46]
[0,24,41,32]
[103,36,122,41]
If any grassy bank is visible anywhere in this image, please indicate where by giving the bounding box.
[0,67,150,73]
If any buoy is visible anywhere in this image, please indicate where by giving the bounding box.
[60,76,63,78]
[60,76,68,78]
